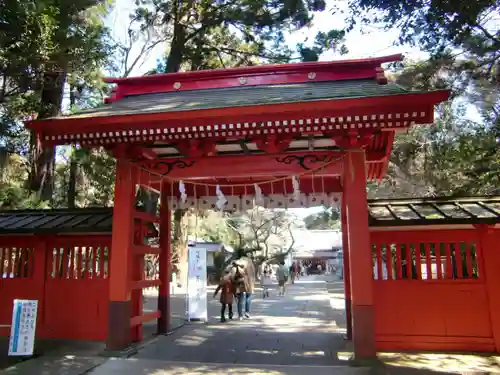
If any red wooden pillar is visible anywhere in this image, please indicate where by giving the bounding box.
[107,159,136,350]
[343,150,376,359]
[341,197,353,340]
[157,181,171,334]
[131,223,144,342]
[479,227,500,351]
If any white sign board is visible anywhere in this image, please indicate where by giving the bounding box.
[187,247,208,321]
[8,300,38,356]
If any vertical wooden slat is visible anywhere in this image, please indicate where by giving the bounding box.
[395,244,402,280]
[405,244,412,279]
[82,247,88,279]
[375,244,383,280]
[22,248,29,277]
[425,243,432,280]
[386,244,393,280]
[103,247,109,278]
[29,248,35,278]
[55,247,62,279]
[415,244,422,280]
[19,248,26,278]
[92,247,98,278]
[0,248,4,275]
[68,247,74,279]
[87,250,95,279]
[14,248,21,278]
[99,247,104,278]
[445,243,453,279]
[455,243,464,279]
[75,247,81,279]
[83,247,89,279]
[465,242,474,278]
[472,242,483,279]
[8,248,15,278]
[435,243,443,280]
[62,248,68,279]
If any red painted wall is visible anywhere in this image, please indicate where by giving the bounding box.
[371,228,500,353]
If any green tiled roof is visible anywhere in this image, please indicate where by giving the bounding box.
[64,79,411,120]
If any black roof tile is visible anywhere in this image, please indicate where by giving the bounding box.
[0,195,499,235]
[55,79,412,120]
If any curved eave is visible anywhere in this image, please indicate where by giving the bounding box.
[27,90,451,134]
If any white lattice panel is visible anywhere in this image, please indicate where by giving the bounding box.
[307,193,330,207]
[167,197,180,210]
[225,196,241,211]
[265,195,287,209]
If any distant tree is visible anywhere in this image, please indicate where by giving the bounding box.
[225,207,298,266]
[303,206,341,230]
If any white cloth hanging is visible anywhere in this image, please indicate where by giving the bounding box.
[254,184,264,205]
[292,176,301,201]
[215,185,227,210]
[179,180,187,204]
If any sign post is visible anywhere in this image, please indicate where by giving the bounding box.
[187,247,208,322]
[8,300,38,356]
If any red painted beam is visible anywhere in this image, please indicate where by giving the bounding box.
[135,151,386,180]
[104,54,404,98]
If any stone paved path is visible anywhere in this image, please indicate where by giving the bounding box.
[89,275,355,375]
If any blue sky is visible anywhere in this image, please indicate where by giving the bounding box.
[106,0,429,77]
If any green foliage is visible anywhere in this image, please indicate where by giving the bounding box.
[135,0,345,72]
[303,206,341,229]
[297,29,349,62]
[343,0,499,130]
[0,0,114,202]
[0,151,49,209]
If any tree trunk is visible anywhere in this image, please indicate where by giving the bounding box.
[172,209,188,288]
[68,150,78,208]
[165,23,186,73]
[29,71,66,202]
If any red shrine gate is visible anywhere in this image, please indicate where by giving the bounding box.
[25,54,460,358]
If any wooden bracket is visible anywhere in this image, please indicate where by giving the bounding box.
[333,131,374,149]
[254,136,291,153]
[375,67,388,85]
[108,144,157,160]
[175,140,216,158]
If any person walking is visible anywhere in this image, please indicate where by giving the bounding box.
[233,259,255,320]
[276,261,289,296]
[213,275,235,322]
[261,264,272,298]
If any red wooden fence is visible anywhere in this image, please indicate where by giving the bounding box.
[0,235,111,341]
[371,227,500,352]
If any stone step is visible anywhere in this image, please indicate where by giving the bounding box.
[89,358,371,375]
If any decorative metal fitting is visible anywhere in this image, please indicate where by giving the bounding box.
[308,72,317,80]
[173,82,181,89]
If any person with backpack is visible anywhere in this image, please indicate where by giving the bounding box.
[276,261,289,296]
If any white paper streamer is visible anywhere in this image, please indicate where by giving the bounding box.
[254,184,264,205]
[179,180,187,204]
[215,185,227,210]
[292,176,301,201]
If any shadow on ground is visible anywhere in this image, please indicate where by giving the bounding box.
[92,358,370,375]
[136,279,349,367]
